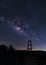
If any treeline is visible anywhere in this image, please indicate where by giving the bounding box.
[0,45,15,56]
[0,44,25,65]
[0,44,46,65]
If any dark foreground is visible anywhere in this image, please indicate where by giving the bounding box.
[0,45,46,65]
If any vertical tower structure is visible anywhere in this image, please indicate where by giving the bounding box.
[28,40,32,51]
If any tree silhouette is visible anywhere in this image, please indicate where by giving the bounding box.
[0,45,7,57]
[8,45,15,55]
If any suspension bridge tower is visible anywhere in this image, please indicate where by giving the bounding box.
[28,40,32,51]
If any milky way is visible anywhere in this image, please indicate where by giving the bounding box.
[0,16,41,50]
[0,0,46,50]
[0,16,40,39]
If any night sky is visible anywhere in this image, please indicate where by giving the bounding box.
[0,0,46,51]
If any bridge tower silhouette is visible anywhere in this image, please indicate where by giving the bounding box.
[28,40,32,51]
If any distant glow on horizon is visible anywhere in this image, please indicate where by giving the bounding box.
[32,49,46,51]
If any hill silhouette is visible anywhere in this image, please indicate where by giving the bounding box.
[0,44,46,65]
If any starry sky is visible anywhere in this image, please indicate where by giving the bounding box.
[0,0,46,51]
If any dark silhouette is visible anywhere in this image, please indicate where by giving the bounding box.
[0,44,46,65]
[28,40,32,51]
[8,45,15,51]
[0,45,7,57]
